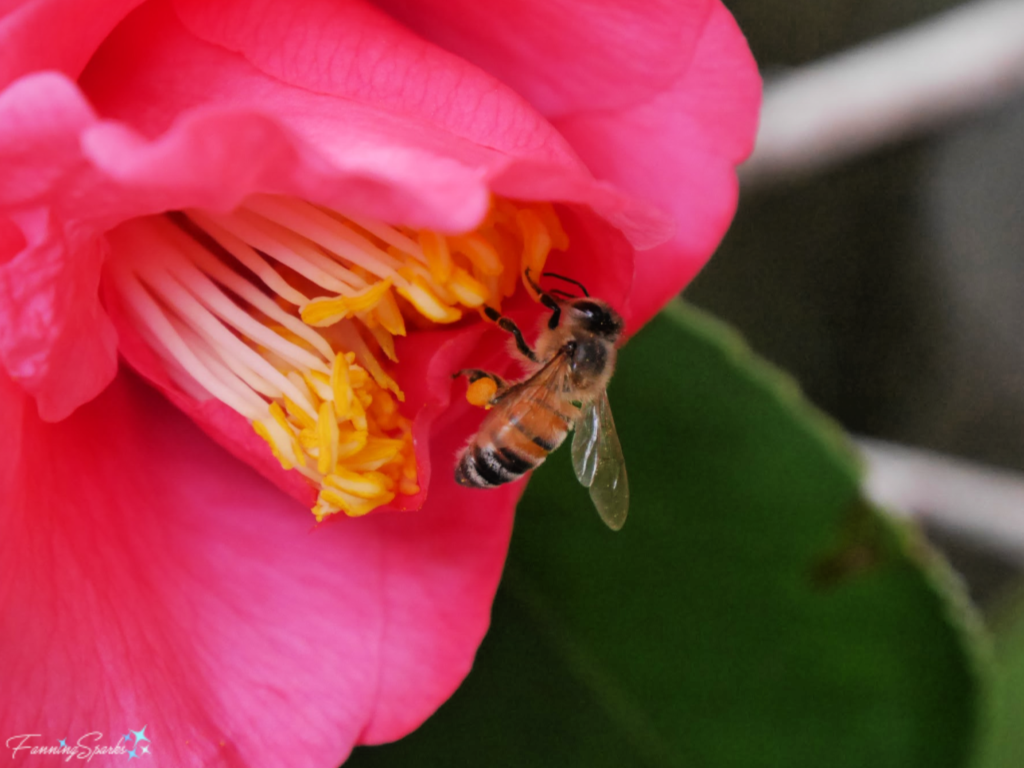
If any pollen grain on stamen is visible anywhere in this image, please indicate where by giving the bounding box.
[105,194,567,520]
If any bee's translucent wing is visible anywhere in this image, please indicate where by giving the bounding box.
[571,398,600,487]
[572,392,628,530]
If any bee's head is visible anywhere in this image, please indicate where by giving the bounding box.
[567,299,624,341]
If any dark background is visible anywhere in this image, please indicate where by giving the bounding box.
[691,0,1024,605]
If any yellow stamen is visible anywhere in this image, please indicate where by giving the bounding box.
[316,401,340,474]
[336,427,369,459]
[374,287,407,336]
[516,209,552,297]
[368,386,402,431]
[349,395,369,434]
[283,395,317,430]
[107,194,566,519]
[367,323,398,362]
[253,420,294,470]
[450,233,504,276]
[448,267,489,308]
[345,438,405,471]
[330,353,353,419]
[419,231,453,284]
[319,487,393,518]
[300,279,393,327]
[325,467,395,499]
[395,270,463,324]
[530,203,570,252]
[269,402,306,467]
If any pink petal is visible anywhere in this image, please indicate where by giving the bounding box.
[0,73,120,419]
[0,208,118,421]
[374,0,762,326]
[0,368,518,763]
[372,0,714,117]
[0,0,144,90]
[0,0,671,419]
[0,214,24,261]
[83,0,668,243]
[557,4,761,325]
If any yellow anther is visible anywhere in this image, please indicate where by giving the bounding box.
[479,275,502,312]
[367,323,398,362]
[298,427,319,451]
[402,451,418,481]
[450,233,504,276]
[316,401,340,475]
[419,230,453,284]
[286,371,319,409]
[325,467,395,499]
[448,267,488,308]
[531,203,569,251]
[515,209,552,297]
[395,269,462,324]
[312,499,338,522]
[345,438,405,471]
[482,227,520,299]
[304,371,334,402]
[283,395,317,430]
[369,388,401,431]
[399,479,420,495]
[269,402,306,467]
[330,354,352,419]
[466,377,498,409]
[349,395,369,433]
[336,427,368,459]
[253,420,294,470]
[399,262,459,306]
[374,287,407,336]
[300,280,394,327]
[319,487,394,518]
[348,364,369,390]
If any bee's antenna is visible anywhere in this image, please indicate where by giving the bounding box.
[541,272,590,297]
[549,289,577,300]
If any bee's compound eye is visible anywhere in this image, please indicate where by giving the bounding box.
[571,300,623,340]
[572,300,603,320]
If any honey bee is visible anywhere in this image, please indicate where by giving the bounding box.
[454,270,629,530]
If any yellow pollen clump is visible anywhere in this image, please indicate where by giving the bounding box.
[466,377,499,409]
[106,194,567,521]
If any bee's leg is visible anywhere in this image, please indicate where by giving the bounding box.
[483,306,538,362]
[453,369,509,407]
[524,268,562,329]
[453,369,508,389]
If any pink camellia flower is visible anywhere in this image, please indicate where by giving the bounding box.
[0,0,759,765]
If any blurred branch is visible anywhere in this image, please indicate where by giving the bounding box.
[859,438,1024,561]
[742,0,1024,186]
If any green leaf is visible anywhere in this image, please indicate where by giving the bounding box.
[349,302,984,768]
[974,594,1024,768]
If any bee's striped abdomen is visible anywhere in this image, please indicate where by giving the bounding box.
[455,394,573,488]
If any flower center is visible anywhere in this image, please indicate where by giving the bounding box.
[105,194,567,520]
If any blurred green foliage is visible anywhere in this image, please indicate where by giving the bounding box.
[975,593,1024,768]
[348,304,981,768]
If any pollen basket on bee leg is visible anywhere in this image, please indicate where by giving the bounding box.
[105,194,568,519]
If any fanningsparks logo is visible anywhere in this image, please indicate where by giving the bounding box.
[6,726,151,761]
